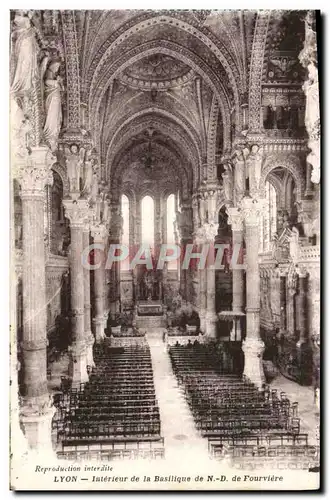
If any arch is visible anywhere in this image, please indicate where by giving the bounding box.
[51,163,70,197]
[107,116,199,188]
[260,154,304,201]
[267,172,285,208]
[89,42,233,149]
[102,97,201,155]
[105,107,202,174]
[85,13,241,110]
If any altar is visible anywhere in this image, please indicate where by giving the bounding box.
[137,300,164,316]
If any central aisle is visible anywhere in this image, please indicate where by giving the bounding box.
[146,329,211,464]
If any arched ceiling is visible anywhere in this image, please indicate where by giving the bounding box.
[74,9,250,192]
[58,9,307,199]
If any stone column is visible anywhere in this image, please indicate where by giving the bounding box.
[63,199,90,388]
[279,275,287,335]
[241,198,265,388]
[83,220,95,368]
[205,224,219,338]
[227,207,245,341]
[296,271,308,345]
[91,223,107,342]
[18,147,56,452]
[287,266,298,339]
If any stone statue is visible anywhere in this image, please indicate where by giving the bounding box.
[11,11,39,99]
[10,96,33,160]
[102,198,109,224]
[233,152,245,198]
[222,163,233,201]
[81,149,93,195]
[64,145,85,194]
[43,59,63,152]
[90,167,99,203]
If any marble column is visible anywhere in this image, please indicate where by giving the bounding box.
[91,223,107,342]
[205,225,219,338]
[227,207,245,341]
[63,199,90,388]
[241,198,265,388]
[297,272,308,345]
[287,267,298,339]
[18,147,56,452]
[279,276,287,334]
[83,220,95,368]
[195,223,218,337]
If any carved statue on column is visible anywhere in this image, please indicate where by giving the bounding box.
[42,58,63,152]
[11,11,39,101]
[10,97,33,161]
[64,144,85,194]
[246,145,263,198]
[299,11,320,184]
[221,162,233,202]
[232,151,245,201]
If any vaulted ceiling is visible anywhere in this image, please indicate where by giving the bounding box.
[56,10,307,200]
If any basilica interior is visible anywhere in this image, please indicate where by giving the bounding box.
[11,10,320,468]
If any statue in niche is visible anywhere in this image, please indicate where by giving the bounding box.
[81,149,95,196]
[11,11,38,100]
[233,153,245,197]
[42,58,63,152]
[64,144,85,193]
[222,163,233,201]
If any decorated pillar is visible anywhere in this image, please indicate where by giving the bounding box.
[63,199,90,388]
[241,198,265,388]
[299,10,320,185]
[196,183,220,337]
[178,203,193,303]
[287,264,298,339]
[82,216,95,368]
[18,147,56,451]
[227,207,245,340]
[91,223,107,342]
[296,269,308,345]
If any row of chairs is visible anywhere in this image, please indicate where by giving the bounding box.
[56,341,164,460]
[169,343,319,469]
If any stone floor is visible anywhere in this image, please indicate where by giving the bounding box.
[146,329,211,465]
[269,374,319,444]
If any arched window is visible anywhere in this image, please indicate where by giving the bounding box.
[166,194,177,270]
[141,195,154,250]
[121,194,130,270]
[262,181,277,251]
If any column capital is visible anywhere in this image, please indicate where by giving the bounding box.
[82,206,97,232]
[195,222,218,243]
[63,199,90,228]
[242,337,265,356]
[240,197,266,227]
[91,222,107,242]
[17,147,55,197]
[226,207,244,232]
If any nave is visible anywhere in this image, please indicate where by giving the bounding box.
[52,331,319,471]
